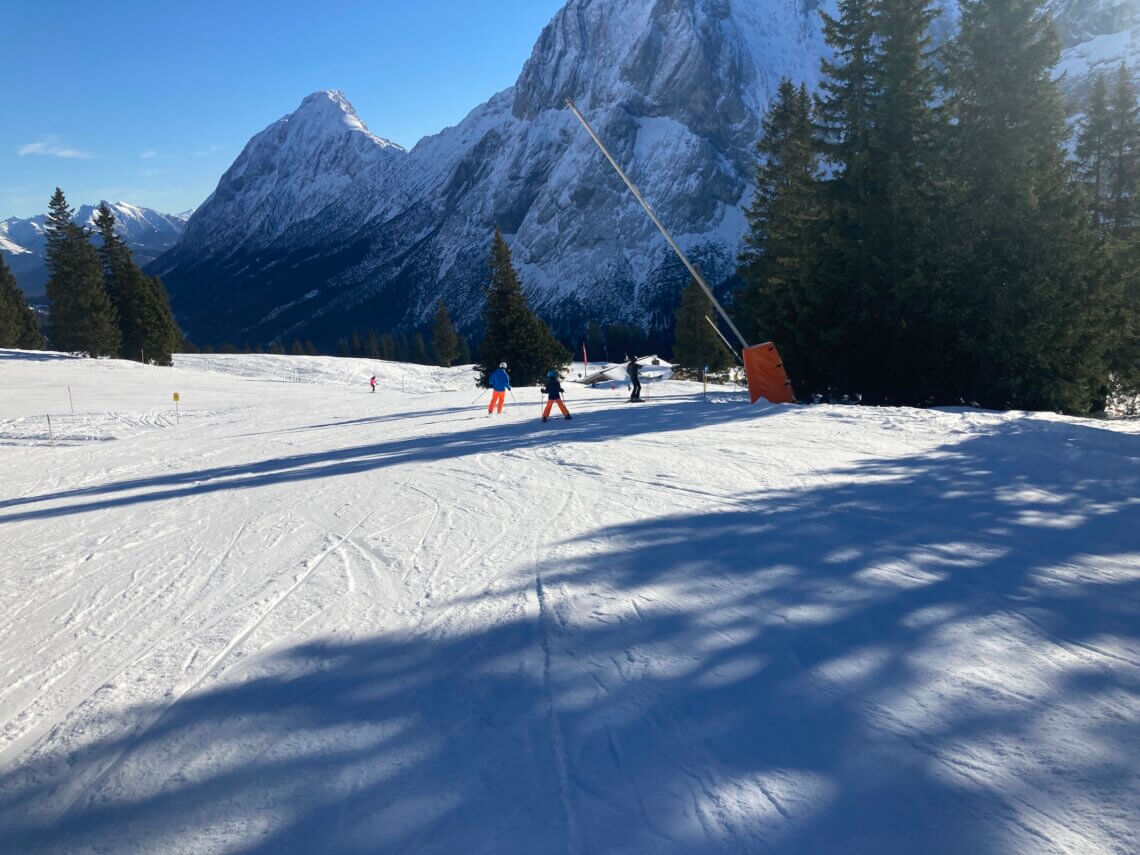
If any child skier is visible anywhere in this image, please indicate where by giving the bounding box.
[370,374,377,393]
[488,362,510,414]
[541,370,572,422]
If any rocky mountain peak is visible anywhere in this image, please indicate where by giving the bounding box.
[156,0,1139,349]
[176,90,407,256]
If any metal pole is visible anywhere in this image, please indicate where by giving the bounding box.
[67,386,74,414]
[566,98,750,350]
[46,414,56,448]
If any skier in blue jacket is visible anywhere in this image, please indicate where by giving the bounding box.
[488,362,510,414]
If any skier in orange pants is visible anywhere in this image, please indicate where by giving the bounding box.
[541,371,572,422]
[488,362,510,414]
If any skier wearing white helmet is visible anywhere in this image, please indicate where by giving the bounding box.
[488,362,511,414]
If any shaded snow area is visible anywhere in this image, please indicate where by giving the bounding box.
[0,350,1137,854]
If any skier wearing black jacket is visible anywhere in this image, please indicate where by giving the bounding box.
[627,357,642,402]
[541,371,572,421]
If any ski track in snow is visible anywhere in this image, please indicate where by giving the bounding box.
[0,350,1137,853]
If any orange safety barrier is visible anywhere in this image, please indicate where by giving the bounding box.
[743,342,796,405]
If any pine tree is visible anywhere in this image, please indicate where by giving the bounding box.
[1101,65,1140,404]
[0,255,45,348]
[941,0,1115,412]
[412,331,429,364]
[1105,64,1139,236]
[146,275,181,363]
[585,321,604,361]
[94,203,179,365]
[1078,74,1113,231]
[290,338,304,355]
[739,79,824,392]
[457,334,472,366]
[818,0,878,168]
[44,189,120,356]
[812,0,943,402]
[673,279,732,374]
[477,229,569,386]
[431,299,460,366]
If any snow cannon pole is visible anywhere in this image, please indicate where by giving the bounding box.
[565,98,749,351]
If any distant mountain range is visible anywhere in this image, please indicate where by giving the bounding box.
[73,1,1140,346]
[0,203,190,300]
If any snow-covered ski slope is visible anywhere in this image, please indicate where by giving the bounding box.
[0,350,1137,854]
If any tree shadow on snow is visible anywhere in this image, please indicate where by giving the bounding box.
[0,421,1137,853]
[0,395,774,520]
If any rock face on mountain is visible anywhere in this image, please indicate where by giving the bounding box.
[158,0,832,346]
[1,203,188,300]
[155,90,408,335]
[1049,0,1140,97]
[155,0,1139,348]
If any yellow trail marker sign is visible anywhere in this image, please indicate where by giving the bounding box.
[172,392,180,402]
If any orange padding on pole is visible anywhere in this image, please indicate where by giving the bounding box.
[743,342,796,404]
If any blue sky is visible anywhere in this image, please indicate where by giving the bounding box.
[0,0,565,219]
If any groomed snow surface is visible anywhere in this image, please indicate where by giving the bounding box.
[0,349,1137,854]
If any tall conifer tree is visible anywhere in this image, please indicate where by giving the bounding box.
[739,79,824,390]
[1078,75,1113,231]
[431,299,460,366]
[0,256,45,348]
[942,0,1113,412]
[94,203,179,365]
[673,279,732,373]
[1105,64,1139,235]
[812,0,943,401]
[412,332,429,364]
[44,189,120,356]
[477,229,569,386]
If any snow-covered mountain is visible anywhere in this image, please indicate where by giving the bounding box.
[1050,0,1140,96]
[1,202,189,299]
[156,0,1139,348]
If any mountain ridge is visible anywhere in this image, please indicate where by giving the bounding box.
[156,0,1139,348]
[1,202,189,300]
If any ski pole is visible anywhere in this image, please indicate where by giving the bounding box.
[470,388,488,405]
[508,389,518,404]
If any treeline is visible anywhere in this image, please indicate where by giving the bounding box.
[335,302,472,365]
[733,0,1137,414]
[6,188,182,363]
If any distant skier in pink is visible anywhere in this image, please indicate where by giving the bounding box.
[370,374,377,393]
